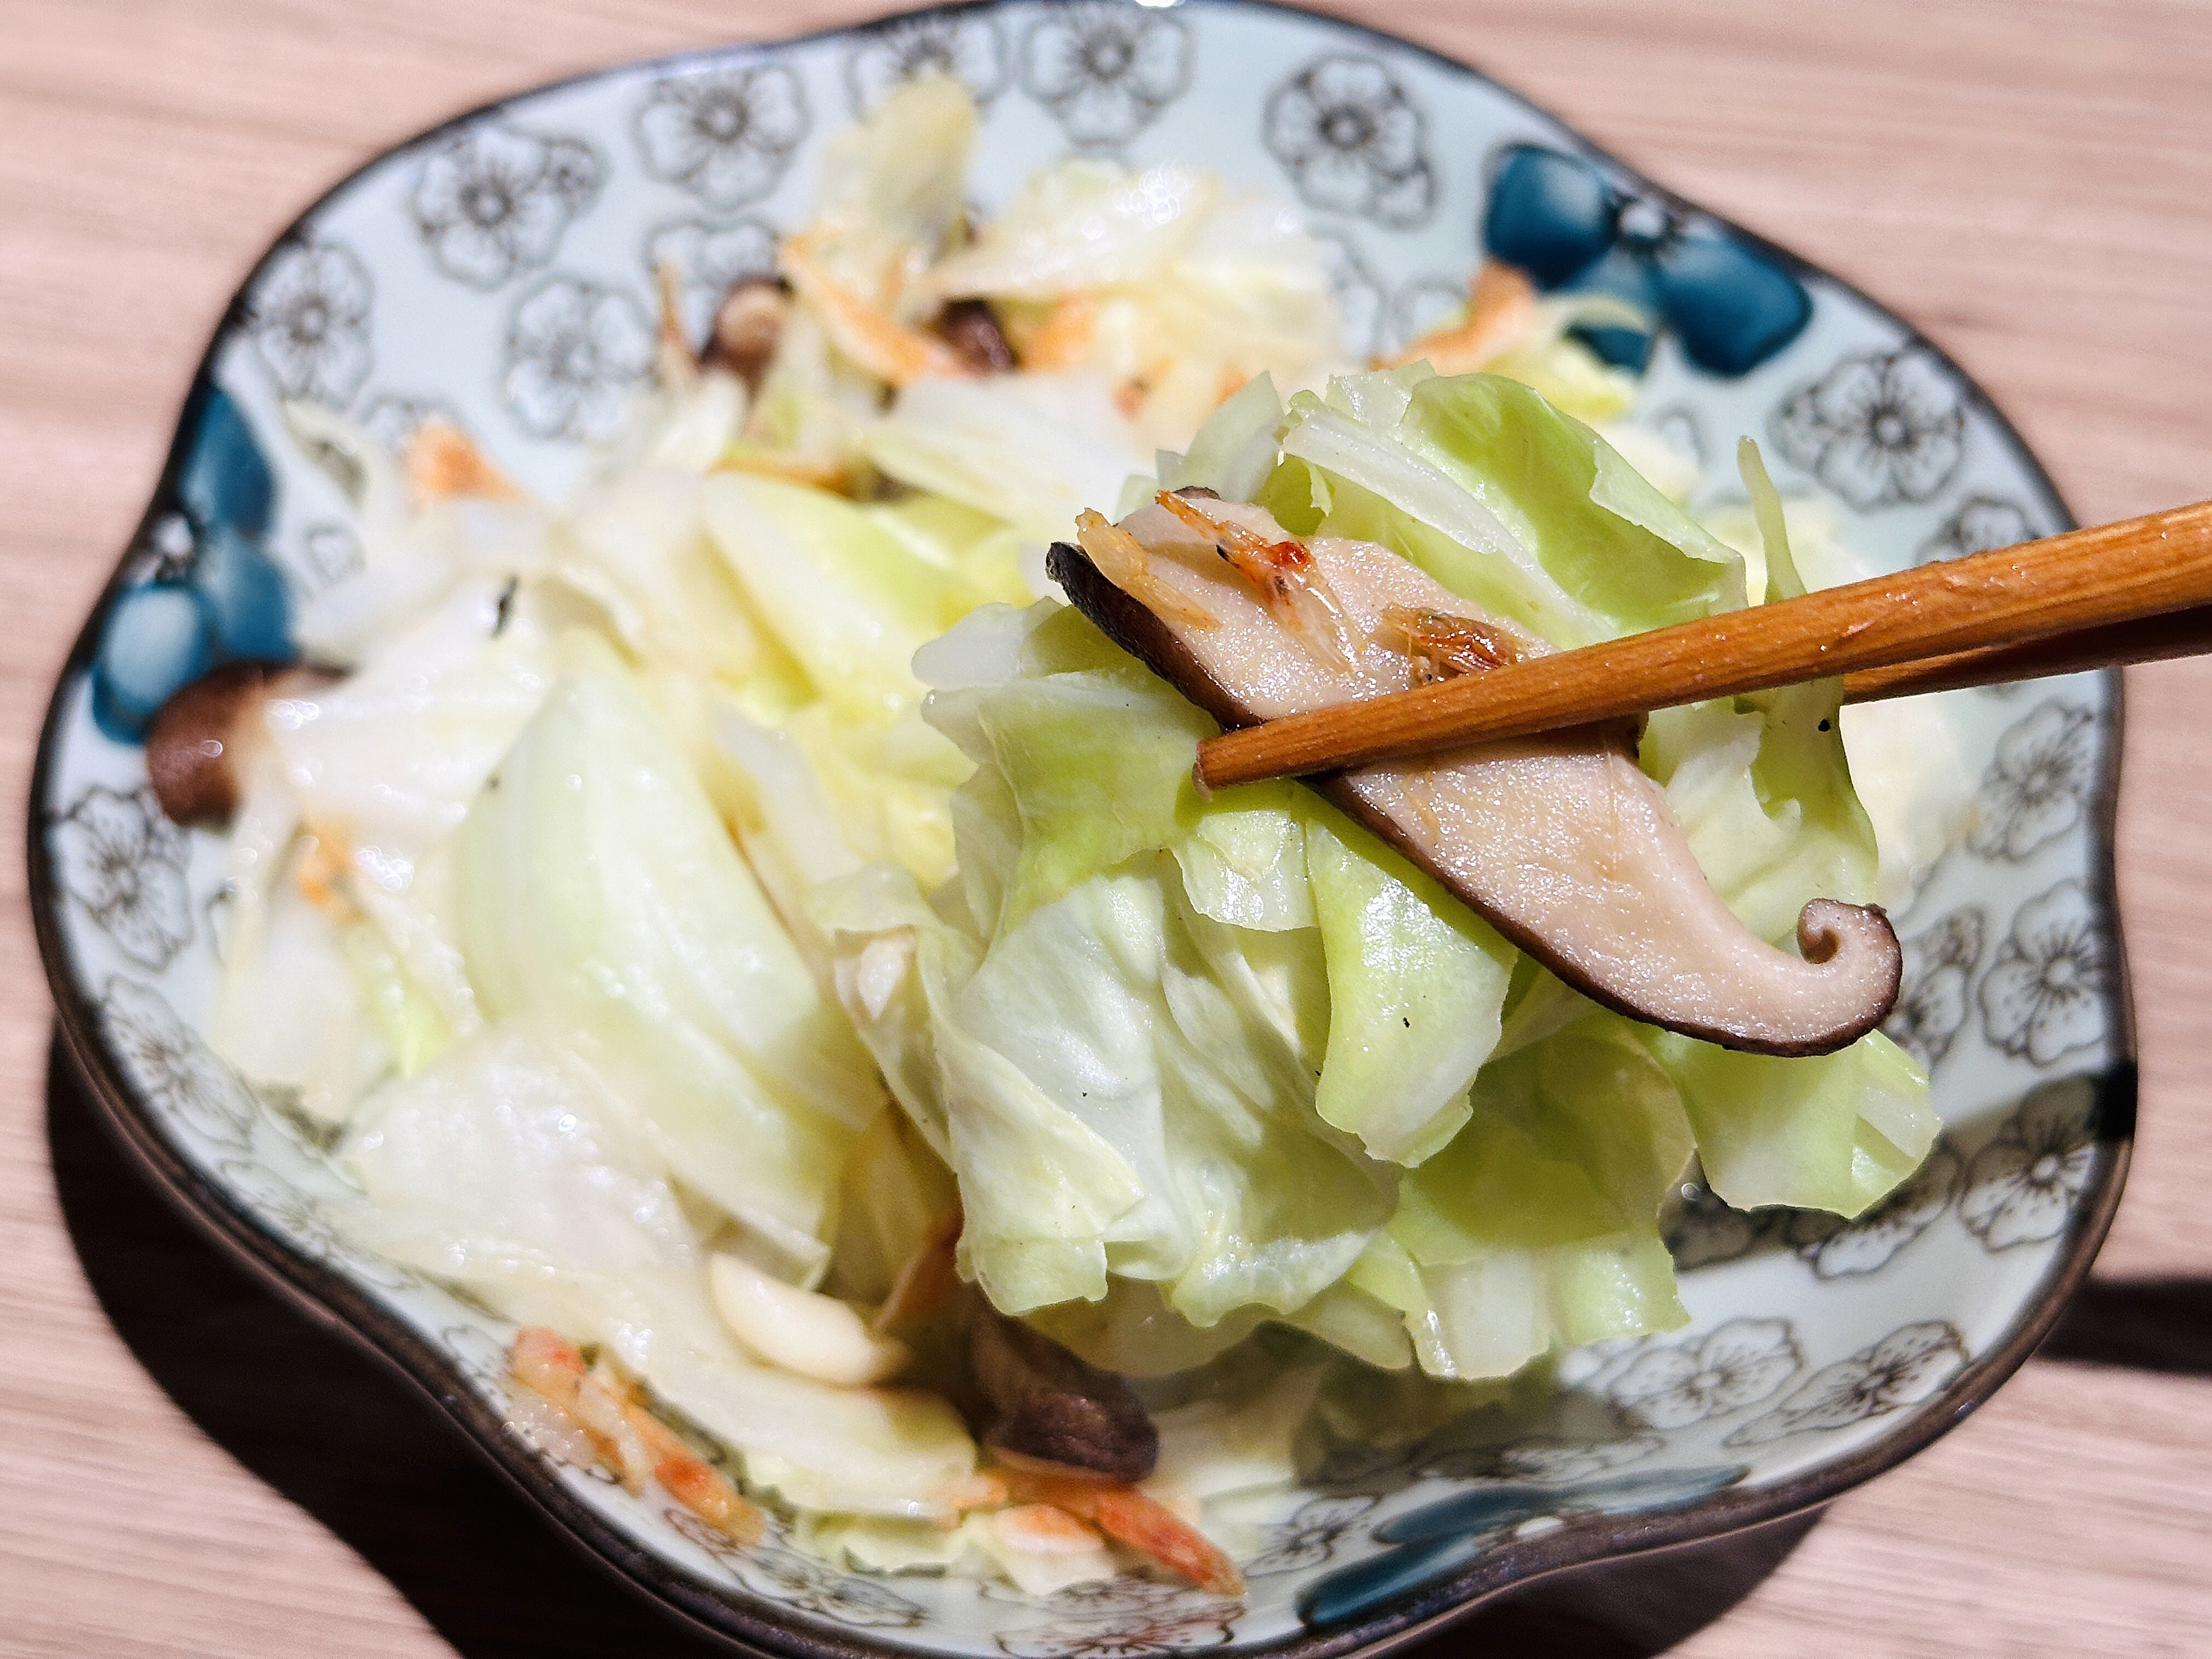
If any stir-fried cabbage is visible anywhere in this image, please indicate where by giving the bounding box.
[213,856,392,1126]
[1305,815,1513,1168]
[814,373,1936,1383]
[180,67,1968,1574]
[1349,1020,1693,1378]
[1696,475,1980,910]
[1267,365,1745,647]
[921,157,1346,450]
[1643,441,1878,946]
[343,1015,975,1516]
[863,375,1152,551]
[459,631,883,1280]
[811,73,975,310]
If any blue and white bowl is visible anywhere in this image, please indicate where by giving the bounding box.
[31,3,2130,1655]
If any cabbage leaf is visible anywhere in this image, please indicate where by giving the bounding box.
[814,602,1531,1347]
[1351,1019,1692,1379]
[1306,814,1513,1168]
[1640,439,1878,943]
[860,374,1150,550]
[341,1014,975,1517]
[1274,370,1745,648]
[821,376,1938,1381]
[459,630,882,1279]
[1640,1025,1933,1217]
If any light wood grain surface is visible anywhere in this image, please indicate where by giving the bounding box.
[3,3,2209,1655]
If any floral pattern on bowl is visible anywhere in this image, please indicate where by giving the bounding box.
[31,3,2129,1657]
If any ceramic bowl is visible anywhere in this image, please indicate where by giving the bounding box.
[31,2,2131,1655]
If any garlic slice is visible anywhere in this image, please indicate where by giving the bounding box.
[708,1252,911,1386]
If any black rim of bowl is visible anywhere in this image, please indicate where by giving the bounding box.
[27,3,2136,1656]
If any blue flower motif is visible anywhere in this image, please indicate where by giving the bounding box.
[90,383,295,744]
[1481,144,1812,377]
[177,384,273,539]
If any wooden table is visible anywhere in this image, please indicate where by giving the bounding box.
[3,2,2209,1654]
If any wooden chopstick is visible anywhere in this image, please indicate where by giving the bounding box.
[1840,602,2212,704]
[1193,499,2212,791]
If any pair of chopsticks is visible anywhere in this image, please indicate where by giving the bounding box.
[1194,499,2212,792]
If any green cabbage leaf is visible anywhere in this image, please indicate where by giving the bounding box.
[792,374,1935,1381]
[1269,368,1745,648]
[1350,1018,1694,1379]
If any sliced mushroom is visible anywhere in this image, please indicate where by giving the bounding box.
[964,1298,1158,1483]
[1046,498,1900,1057]
[934,298,1016,375]
[704,275,791,390]
[145,661,331,827]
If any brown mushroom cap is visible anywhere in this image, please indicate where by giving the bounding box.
[144,662,331,827]
[144,662,280,826]
[934,299,1016,375]
[706,276,791,390]
[965,1302,1158,1484]
[1046,508,1901,1059]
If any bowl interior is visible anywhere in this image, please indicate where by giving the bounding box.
[33,3,2129,1656]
